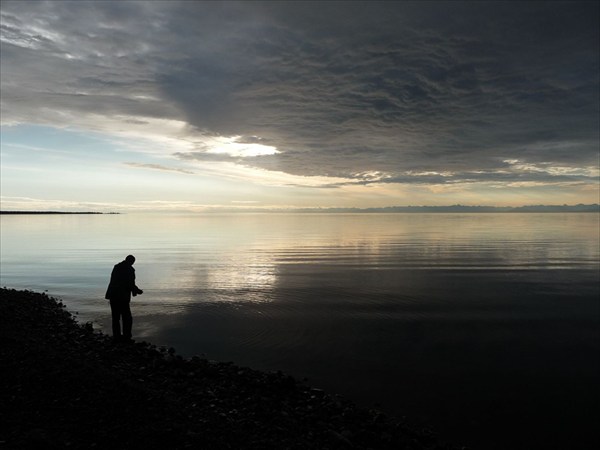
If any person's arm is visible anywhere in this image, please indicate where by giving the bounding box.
[130,267,143,296]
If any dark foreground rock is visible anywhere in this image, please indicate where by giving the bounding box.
[0,288,463,449]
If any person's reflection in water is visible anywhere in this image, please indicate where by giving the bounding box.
[105,254,143,343]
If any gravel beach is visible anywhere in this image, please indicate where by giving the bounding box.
[0,288,462,449]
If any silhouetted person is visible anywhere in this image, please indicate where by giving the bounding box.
[105,254,143,342]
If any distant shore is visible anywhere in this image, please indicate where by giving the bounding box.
[0,211,119,215]
[1,204,597,214]
[0,287,460,449]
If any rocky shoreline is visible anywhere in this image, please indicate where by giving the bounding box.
[0,288,463,449]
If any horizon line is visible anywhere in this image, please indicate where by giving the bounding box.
[1,203,598,215]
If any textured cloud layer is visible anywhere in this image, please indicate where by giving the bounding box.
[1,1,598,190]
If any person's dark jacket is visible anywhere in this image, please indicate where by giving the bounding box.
[105,260,142,301]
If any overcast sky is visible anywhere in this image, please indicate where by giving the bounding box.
[1,1,598,211]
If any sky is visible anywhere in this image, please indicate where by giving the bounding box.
[1,1,598,212]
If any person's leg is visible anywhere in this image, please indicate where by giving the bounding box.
[122,301,132,340]
[109,300,122,340]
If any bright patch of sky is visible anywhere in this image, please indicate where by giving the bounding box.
[205,136,279,158]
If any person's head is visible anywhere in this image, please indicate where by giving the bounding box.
[125,255,136,265]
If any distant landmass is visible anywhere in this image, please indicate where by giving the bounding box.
[0,205,598,214]
[291,204,600,213]
[0,211,119,215]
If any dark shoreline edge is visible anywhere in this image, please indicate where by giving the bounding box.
[0,211,119,215]
[0,288,463,450]
[1,204,598,215]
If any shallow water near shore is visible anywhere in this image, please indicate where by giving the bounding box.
[1,212,599,449]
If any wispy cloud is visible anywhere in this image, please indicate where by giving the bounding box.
[124,162,194,175]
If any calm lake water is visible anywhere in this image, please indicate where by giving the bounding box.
[1,213,599,449]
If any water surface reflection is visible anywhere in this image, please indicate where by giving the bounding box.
[1,213,598,450]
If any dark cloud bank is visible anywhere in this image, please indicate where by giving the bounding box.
[1,1,598,187]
